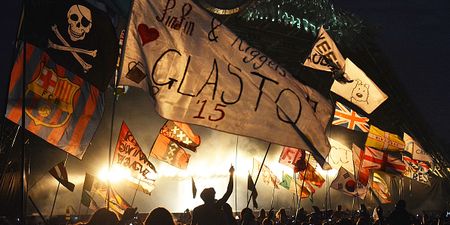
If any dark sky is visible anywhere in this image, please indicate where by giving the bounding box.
[1,0,449,147]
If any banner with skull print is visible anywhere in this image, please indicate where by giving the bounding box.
[331,58,388,114]
[23,0,118,91]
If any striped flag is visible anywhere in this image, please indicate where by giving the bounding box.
[366,125,405,151]
[48,161,75,192]
[5,43,104,159]
[332,101,369,132]
[402,155,431,185]
[371,172,392,204]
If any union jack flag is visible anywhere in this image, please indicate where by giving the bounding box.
[332,101,369,132]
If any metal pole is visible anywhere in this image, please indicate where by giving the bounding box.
[246,143,271,207]
[297,154,311,210]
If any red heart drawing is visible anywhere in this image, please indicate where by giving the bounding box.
[138,24,159,46]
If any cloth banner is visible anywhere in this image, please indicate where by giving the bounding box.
[48,161,75,192]
[298,162,325,188]
[150,134,191,169]
[330,167,367,199]
[402,155,431,185]
[303,26,345,72]
[253,159,279,188]
[403,133,433,163]
[22,0,118,91]
[113,122,157,195]
[327,138,355,174]
[160,120,201,151]
[120,0,333,167]
[278,146,307,172]
[362,146,406,175]
[352,144,370,185]
[366,125,405,151]
[371,171,392,204]
[331,58,388,114]
[332,101,369,133]
[5,43,104,159]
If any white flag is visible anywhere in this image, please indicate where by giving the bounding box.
[403,133,433,164]
[327,138,354,174]
[303,26,345,72]
[330,167,367,199]
[120,0,333,165]
[331,58,388,114]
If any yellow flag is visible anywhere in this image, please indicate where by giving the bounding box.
[365,125,405,151]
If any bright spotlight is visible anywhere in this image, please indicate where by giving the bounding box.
[98,165,131,183]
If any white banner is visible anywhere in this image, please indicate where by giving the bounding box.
[327,138,354,174]
[330,167,367,199]
[403,133,433,164]
[303,26,345,72]
[331,58,388,114]
[121,0,333,163]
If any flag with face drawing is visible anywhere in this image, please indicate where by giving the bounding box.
[303,26,345,72]
[331,59,388,114]
[5,43,104,159]
[22,0,118,91]
[120,0,334,168]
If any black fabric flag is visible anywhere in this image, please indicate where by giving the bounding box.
[48,161,75,192]
[192,177,197,199]
[247,174,258,208]
[81,173,95,207]
[23,0,118,91]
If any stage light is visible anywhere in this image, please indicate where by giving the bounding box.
[98,165,131,183]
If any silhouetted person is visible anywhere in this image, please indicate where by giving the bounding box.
[118,207,139,225]
[332,205,345,222]
[240,207,257,225]
[191,165,234,225]
[77,208,119,225]
[262,218,274,225]
[372,206,385,225]
[386,200,414,225]
[144,207,175,225]
[222,203,238,225]
[257,209,266,225]
[275,208,288,225]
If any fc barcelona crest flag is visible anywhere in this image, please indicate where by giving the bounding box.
[5,43,104,159]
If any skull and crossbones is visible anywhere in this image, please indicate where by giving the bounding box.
[47,5,97,72]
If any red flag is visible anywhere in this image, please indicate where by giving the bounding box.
[150,134,191,169]
[352,144,370,185]
[113,122,157,195]
[279,147,307,172]
[362,146,406,174]
[298,163,325,188]
[48,161,75,192]
[160,121,201,151]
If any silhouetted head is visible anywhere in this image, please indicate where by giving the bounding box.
[241,207,255,221]
[145,207,175,225]
[396,200,406,210]
[337,205,342,211]
[86,208,118,225]
[259,208,266,218]
[200,187,216,203]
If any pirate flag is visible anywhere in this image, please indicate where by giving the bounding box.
[23,0,118,91]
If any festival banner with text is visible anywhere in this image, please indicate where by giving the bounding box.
[120,0,333,165]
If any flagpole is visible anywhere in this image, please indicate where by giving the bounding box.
[234,136,239,213]
[21,1,28,222]
[130,178,141,207]
[270,184,276,209]
[297,154,311,210]
[293,171,298,216]
[49,153,69,219]
[246,143,271,208]
[28,195,49,225]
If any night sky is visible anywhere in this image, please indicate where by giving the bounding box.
[1,0,449,148]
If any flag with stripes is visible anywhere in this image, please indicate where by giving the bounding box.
[160,121,201,152]
[371,171,392,204]
[81,173,100,210]
[402,155,431,185]
[332,101,369,132]
[352,144,370,185]
[298,162,325,188]
[5,43,104,159]
[48,160,75,192]
[150,134,191,169]
[366,125,405,151]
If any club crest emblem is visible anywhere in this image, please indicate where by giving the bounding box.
[26,65,80,127]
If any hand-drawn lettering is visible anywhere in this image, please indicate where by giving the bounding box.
[196,59,219,99]
[250,71,279,111]
[157,0,195,35]
[221,63,243,105]
[275,88,302,124]
[208,18,221,42]
[152,49,179,89]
